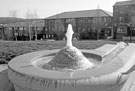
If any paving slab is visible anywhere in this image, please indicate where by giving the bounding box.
[120,71,135,91]
[0,64,14,91]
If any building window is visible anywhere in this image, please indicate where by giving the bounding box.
[45,28,48,31]
[20,27,23,30]
[81,18,86,22]
[78,18,82,22]
[114,8,118,12]
[103,18,107,22]
[120,11,124,14]
[78,18,86,23]
[108,18,112,22]
[66,19,71,23]
[82,28,86,32]
[119,17,124,23]
[52,28,54,31]
[131,16,135,24]
[87,18,91,23]
[93,17,101,23]
[88,28,91,32]
[44,20,47,25]
[99,18,101,22]
[49,27,51,31]
[78,28,81,32]
[8,27,12,30]
[117,27,127,33]
[92,18,97,23]
[65,18,76,24]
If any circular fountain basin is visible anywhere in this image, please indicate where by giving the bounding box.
[8,46,134,91]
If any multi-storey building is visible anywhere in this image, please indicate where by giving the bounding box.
[44,9,113,40]
[113,0,135,39]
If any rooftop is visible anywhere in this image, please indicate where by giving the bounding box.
[114,0,135,6]
[5,20,44,27]
[45,9,112,19]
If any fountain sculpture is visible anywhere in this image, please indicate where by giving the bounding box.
[8,24,135,91]
[42,24,94,72]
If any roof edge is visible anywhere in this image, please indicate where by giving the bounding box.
[44,9,113,19]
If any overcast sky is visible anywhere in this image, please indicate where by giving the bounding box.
[0,0,126,18]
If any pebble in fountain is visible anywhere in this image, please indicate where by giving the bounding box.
[42,24,95,71]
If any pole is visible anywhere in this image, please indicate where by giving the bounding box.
[35,27,37,40]
[130,25,132,43]
[97,4,100,40]
[29,22,31,41]
[2,26,4,39]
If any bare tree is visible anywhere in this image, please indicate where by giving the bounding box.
[25,9,38,41]
[9,10,18,41]
[9,10,18,18]
[25,9,32,41]
[25,9,38,19]
[54,19,65,40]
[33,9,38,19]
[33,9,38,40]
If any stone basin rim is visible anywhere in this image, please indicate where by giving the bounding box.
[8,49,123,80]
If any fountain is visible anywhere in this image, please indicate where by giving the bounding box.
[8,24,135,91]
[41,24,94,72]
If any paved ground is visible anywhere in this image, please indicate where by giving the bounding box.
[120,70,135,91]
[0,64,14,91]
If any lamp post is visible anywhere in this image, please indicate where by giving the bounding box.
[129,24,132,43]
[126,23,132,43]
[0,24,3,39]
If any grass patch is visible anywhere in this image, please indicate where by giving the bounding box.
[0,40,116,64]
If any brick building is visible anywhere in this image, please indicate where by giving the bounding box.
[113,0,135,39]
[44,9,113,40]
